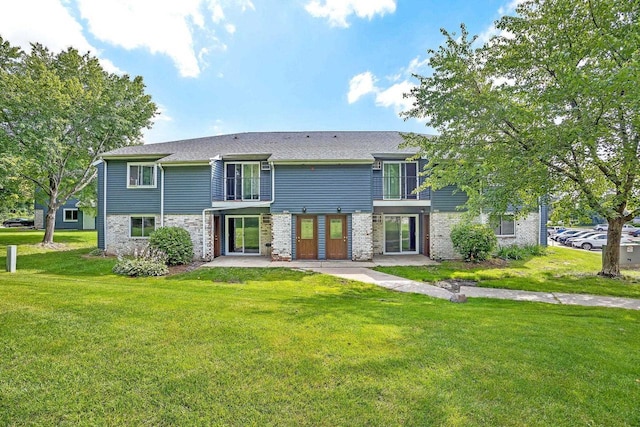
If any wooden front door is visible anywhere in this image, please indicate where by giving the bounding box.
[213,215,221,258]
[423,214,430,257]
[326,215,347,259]
[296,216,318,259]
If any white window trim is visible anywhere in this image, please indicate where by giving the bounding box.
[382,214,420,255]
[494,215,516,237]
[382,161,419,201]
[63,208,79,223]
[127,162,157,189]
[225,215,261,256]
[223,161,261,201]
[129,215,156,239]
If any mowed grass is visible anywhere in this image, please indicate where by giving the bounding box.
[377,246,640,299]
[0,230,639,425]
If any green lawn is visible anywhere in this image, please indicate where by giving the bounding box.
[0,230,639,425]
[377,246,640,299]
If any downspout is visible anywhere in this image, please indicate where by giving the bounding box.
[200,161,277,260]
[103,160,108,250]
[159,164,164,227]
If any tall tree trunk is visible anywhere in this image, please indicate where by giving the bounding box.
[42,206,57,244]
[599,217,623,277]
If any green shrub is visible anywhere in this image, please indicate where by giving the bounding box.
[149,226,194,266]
[450,223,497,262]
[113,247,168,277]
[497,244,546,260]
[88,247,106,257]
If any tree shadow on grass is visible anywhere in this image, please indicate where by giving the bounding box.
[0,249,114,277]
[0,229,96,247]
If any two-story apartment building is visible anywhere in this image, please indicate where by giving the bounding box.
[96,131,546,261]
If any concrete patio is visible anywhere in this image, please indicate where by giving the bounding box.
[201,254,438,268]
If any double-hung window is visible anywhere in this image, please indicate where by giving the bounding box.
[226,163,260,201]
[128,163,156,188]
[383,162,418,200]
[63,208,78,222]
[494,215,515,236]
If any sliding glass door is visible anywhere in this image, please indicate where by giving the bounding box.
[227,216,260,255]
[384,215,418,254]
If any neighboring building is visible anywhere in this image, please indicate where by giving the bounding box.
[96,131,546,261]
[34,198,96,231]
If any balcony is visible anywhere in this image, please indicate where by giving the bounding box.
[373,175,430,206]
[225,177,260,201]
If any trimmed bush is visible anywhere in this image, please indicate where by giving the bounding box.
[149,226,194,266]
[113,247,168,277]
[450,223,497,262]
[497,244,546,260]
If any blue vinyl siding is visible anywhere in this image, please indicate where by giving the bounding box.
[35,198,85,230]
[211,160,223,201]
[318,215,325,259]
[540,202,548,246]
[106,160,160,214]
[431,185,468,212]
[97,162,105,249]
[260,169,271,201]
[164,166,212,214]
[272,164,372,213]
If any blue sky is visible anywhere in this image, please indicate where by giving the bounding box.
[1,0,518,143]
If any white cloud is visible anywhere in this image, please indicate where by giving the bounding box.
[0,0,252,78]
[0,0,123,73]
[305,0,396,28]
[76,0,204,78]
[76,0,251,78]
[374,81,415,112]
[348,70,416,114]
[347,71,377,104]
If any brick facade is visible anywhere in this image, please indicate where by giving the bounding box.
[260,215,273,258]
[106,214,210,260]
[106,214,161,256]
[163,214,207,259]
[351,212,373,261]
[271,213,292,261]
[430,212,541,260]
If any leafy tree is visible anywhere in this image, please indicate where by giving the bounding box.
[0,36,157,243]
[403,0,639,277]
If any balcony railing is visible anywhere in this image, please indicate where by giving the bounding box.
[225,177,260,201]
[378,175,421,200]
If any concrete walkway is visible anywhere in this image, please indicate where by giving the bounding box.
[200,256,640,310]
[307,267,640,310]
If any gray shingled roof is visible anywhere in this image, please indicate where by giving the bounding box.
[101,131,427,163]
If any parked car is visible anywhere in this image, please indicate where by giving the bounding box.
[631,229,640,237]
[547,226,566,236]
[593,223,638,234]
[572,234,632,250]
[564,231,602,246]
[2,218,34,227]
[551,229,578,241]
[555,230,583,243]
